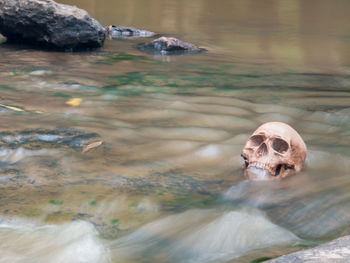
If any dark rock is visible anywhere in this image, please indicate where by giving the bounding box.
[139,36,207,55]
[107,25,154,39]
[267,235,350,262]
[0,0,106,50]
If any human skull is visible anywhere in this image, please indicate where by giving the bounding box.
[241,122,307,180]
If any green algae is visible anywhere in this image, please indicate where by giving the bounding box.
[95,52,149,65]
[0,85,17,92]
[89,200,97,206]
[110,218,120,225]
[49,200,64,205]
[128,202,139,207]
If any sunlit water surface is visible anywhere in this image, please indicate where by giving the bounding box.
[0,0,350,262]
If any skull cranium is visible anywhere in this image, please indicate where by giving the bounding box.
[241,122,306,180]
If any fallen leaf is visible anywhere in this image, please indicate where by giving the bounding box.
[82,141,103,153]
[66,98,83,107]
[0,103,24,112]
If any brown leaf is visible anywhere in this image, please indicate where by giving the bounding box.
[82,141,103,153]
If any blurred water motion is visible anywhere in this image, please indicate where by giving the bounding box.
[0,220,110,263]
[0,0,350,262]
[111,208,300,263]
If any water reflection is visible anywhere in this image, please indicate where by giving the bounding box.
[58,0,350,68]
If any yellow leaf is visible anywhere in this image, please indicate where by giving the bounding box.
[66,98,83,107]
[0,103,24,112]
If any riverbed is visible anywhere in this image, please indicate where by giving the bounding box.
[0,0,349,262]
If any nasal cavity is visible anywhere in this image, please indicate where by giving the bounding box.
[257,143,268,156]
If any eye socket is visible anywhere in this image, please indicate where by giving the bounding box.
[248,135,264,146]
[272,138,289,153]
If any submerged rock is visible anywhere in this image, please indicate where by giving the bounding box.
[268,235,350,262]
[0,128,102,153]
[139,36,207,55]
[0,0,106,50]
[107,25,154,39]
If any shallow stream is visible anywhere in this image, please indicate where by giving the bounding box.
[0,0,350,262]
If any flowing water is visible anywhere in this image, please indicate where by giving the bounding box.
[0,0,350,262]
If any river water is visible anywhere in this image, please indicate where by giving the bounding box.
[0,0,350,262]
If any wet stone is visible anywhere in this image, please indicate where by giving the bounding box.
[139,36,207,55]
[0,0,106,50]
[107,25,155,39]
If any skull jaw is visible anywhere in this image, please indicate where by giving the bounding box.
[244,165,294,181]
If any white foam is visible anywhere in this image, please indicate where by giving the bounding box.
[0,220,110,263]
